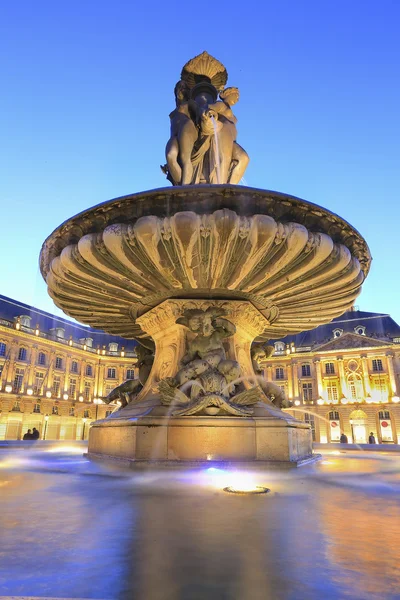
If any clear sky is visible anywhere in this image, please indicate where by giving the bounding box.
[1,0,399,324]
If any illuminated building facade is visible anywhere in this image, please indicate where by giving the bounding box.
[263,308,400,443]
[0,295,137,440]
[2,293,400,444]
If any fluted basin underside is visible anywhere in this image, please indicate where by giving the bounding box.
[40,185,371,342]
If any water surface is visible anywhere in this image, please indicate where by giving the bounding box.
[0,444,399,600]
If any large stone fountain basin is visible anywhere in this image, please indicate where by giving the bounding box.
[39,185,371,344]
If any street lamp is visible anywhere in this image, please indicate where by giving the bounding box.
[82,417,87,440]
[43,414,49,440]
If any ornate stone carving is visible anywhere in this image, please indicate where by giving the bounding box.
[41,200,369,346]
[104,343,154,408]
[162,52,249,186]
[157,306,266,416]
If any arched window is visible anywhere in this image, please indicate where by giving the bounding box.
[354,325,366,335]
[70,361,78,374]
[347,373,363,401]
[108,343,119,352]
[85,364,93,377]
[18,347,27,361]
[37,352,46,366]
[333,328,343,338]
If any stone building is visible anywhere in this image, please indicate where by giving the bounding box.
[2,292,400,444]
[262,308,400,443]
[0,294,137,440]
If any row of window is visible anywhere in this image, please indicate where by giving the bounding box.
[274,359,385,380]
[10,367,135,398]
[1,345,136,380]
[11,400,113,418]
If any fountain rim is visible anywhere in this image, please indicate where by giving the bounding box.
[39,184,371,279]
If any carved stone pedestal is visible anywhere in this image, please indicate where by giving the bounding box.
[134,298,274,404]
[88,299,314,465]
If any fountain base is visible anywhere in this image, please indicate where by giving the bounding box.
[88,414,314,465]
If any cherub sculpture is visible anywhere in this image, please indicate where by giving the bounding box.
[167,307,240,391]
[159,307,262,416]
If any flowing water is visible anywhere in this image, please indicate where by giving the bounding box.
[0,442,400,600]
[210,116,221,184]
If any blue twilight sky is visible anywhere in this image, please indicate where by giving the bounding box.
[1,0,399,325]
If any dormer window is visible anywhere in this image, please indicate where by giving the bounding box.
[354,326,366,336]
[80,337,93,348]
[108,342,119,352]
[274,341,285,354]
[333,328,343,338]
[50,327,65,339]
[19,315,32,328]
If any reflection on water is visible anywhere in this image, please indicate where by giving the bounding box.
[0,443,399,600]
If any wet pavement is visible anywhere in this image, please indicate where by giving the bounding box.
[0,444,399,600]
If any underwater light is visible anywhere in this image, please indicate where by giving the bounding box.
[222,471,270,494]
[223,485,270,495]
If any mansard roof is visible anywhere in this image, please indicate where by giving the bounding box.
[0,294,136,350]
[276,309,400,349]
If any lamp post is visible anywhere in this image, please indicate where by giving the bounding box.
[82,417,87,440]
[43,414,49,440]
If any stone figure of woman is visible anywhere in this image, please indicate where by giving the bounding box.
[164,81,198,185]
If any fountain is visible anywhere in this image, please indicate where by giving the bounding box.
[39,51,371,465]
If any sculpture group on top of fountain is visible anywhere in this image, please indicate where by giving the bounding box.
[162,51,249,186]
